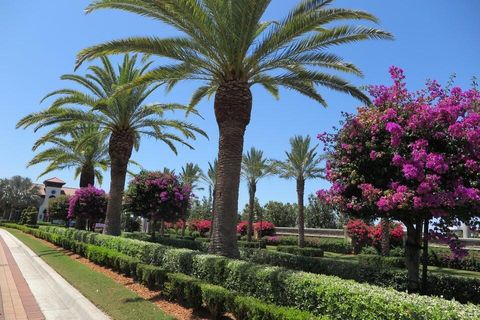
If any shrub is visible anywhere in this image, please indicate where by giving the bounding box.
[277,246,324,257]
[358,254,405,268]
[68,186,107,230]
[37,225,480,315]
[122,232,206,251]
[19,207,38,225]
[236,221,249,235]
[253,221,275,236]
[346,219,369,254]
[47,195,70,221]
[188,220,212,235]
[136,264,167,289]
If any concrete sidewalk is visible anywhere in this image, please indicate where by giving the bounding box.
[0,229,110,320]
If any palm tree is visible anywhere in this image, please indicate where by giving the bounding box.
[17,55,206,236]
[76,0,392,257]
[241,147,271,241]
[179,162,205,236]
[272,135,324,247]
[27,124,109,187]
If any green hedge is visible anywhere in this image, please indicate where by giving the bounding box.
[122,232,207,251]
[267,236,353,254]
[32,225,480,319]
[358,254,405,268]
[7,224,323,320]
[277,245,324,257]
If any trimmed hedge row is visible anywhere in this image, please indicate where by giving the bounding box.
[33,225,480,319]
[277,245,324,257]
[7,224,323,320]
[267,236,353,254]
[358,254,405,268]
[122,232,206,251]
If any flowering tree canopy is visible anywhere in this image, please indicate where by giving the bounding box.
[124,171,192,223]
[318,67,480,290]
[68,185,107,223]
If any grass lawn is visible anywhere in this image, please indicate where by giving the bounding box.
[5,228,173,320]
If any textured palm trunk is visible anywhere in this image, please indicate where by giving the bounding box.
[405,220,422,292]
[210,81,252,258]
[297,178,305,248]
[103,130,134,236]
[381,217,390,256]
[247,183,256,242]
[79,164,95,187]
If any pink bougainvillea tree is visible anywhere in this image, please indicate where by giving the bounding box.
[124,170,192,236]
[68,185,108,230]
[318,67,480,291]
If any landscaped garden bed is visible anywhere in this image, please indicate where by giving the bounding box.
[6,223,480,320]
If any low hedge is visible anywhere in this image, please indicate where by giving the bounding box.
[267,236,353,254]
[277,245,324,257]
[8,225,323,320]
[358,254,405,268]
[122,232,206,251]
[31,225,480,318]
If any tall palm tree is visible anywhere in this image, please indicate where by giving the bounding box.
[241,147,271,241]
[76,0,392,257]
[179,162,205,235]
[17,55,206,236]
[272,135,324,247]
[28,124,109,187]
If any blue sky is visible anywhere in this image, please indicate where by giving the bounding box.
[1,1,479,209]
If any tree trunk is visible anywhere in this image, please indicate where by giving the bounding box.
[381,217,391,256]
[210,81,252,258]
[247,183,256,242]
[297,178,305,248]
[421,218,429,293]
[103,130,134,236]
[79,164,95,188]
[181,220,186,237]
[405,220,423,292]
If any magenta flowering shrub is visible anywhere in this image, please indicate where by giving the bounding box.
[67,185,107,223]
[124,170,192,223]
[188,219,211,235]
[318,67,480,237]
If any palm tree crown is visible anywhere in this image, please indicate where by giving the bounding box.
[273,135,324,180]
[78,0,392,106]
[180,162,205,191]
[242,147,271,186]
[27,124,109,187]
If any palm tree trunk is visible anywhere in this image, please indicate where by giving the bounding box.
[381,217,390,256]
[405,219,423,292]
[79,164,95,187]
[103,130,134,236]
[210,81,252,258]
[297,178,305,248]
[247,183,256,242]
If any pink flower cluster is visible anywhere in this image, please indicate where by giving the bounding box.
[318,66,480,257]
[67,185,107,220]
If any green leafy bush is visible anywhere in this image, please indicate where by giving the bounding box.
[277,246,324,257]
[358,254,405,268]
[35,225,480,318]
[19,207,38,225]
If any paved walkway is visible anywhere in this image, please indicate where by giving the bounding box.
[0,229,110,320]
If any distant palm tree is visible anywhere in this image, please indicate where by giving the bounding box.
[17,55,206,236]
[179,162,206,236]
[28,124,109,187]
[241,147,271,241]
[272,135,324,247]
[180,163,206,192]
[0,176,40,220]
[76,0,392,257]
[203,159,218,239]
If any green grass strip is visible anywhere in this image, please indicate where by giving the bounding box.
[5,228,173,320]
